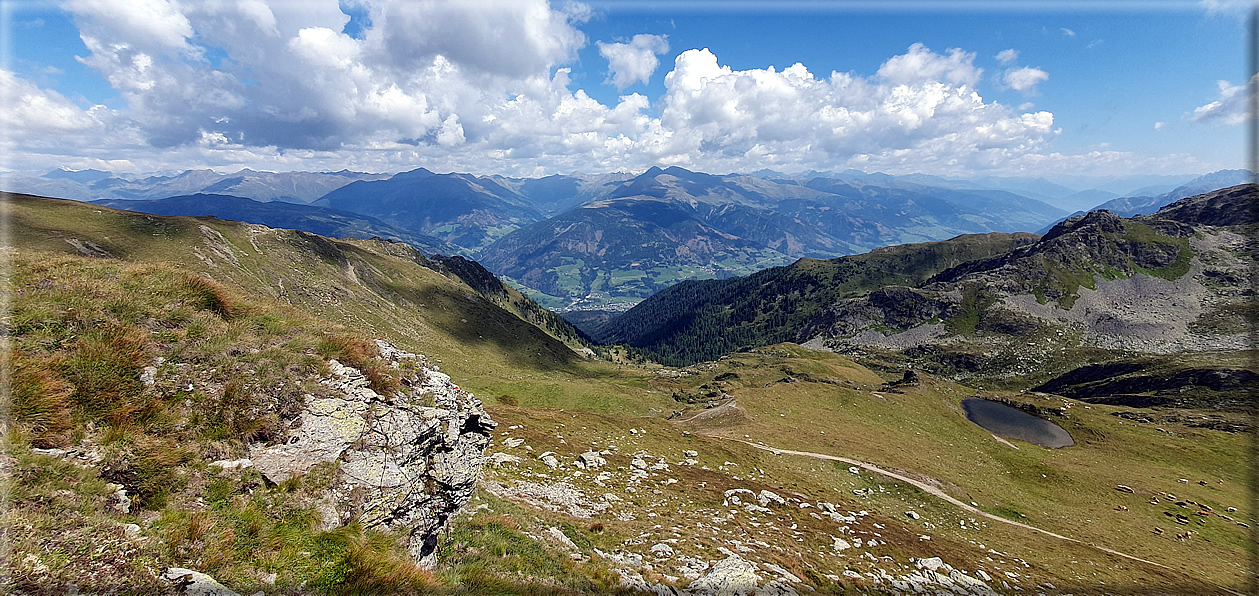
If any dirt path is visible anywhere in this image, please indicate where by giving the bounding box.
[723,438,1178,573]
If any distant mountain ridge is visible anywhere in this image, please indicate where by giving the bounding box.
[475,166,1068,308]
[2,168,387,203]
[1038,169,1254,233]
[93,193,455,255]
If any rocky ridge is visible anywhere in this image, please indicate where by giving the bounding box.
[800,185,1256,378]
[249,340,496,566]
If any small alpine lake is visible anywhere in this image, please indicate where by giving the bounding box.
[962,398,1075,448]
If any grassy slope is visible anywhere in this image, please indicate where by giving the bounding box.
[472,344,1245,593]
[7,193,671,416]
[6,193,1247,593]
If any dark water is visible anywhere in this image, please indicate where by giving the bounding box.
[962,398,1075,448]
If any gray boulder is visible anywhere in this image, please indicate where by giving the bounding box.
[687,554,762,595]
[250,340,495,567]
[162,568,238,596]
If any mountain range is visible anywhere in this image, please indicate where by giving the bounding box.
[7,186,1252,594]
[5,165,1247,311]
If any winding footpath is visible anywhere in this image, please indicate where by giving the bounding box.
[725,438,1177,572]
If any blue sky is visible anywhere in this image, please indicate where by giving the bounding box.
[0,0,1252,181]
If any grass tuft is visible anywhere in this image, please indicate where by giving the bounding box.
[181,273,236,319]
[11,353,74,448]
[59,323,152,426]
[317,333,401,396]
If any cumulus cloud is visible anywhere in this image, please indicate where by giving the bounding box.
[1003,66,1049,94]
[655,46,1052,172]
[597,34,669,90]
[1193,75,1256,126]
[1154,121,1165,130]
[995,49,1018,65]
[876,43,982,87]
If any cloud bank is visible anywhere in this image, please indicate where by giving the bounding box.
[0,0,1216,177]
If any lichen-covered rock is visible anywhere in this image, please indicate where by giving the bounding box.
[249,340,495,567]
[687,554,763,595]
[162,568,239,596]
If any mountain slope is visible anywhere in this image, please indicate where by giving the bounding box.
[6,192,603,394]
[1039,170,1255,233]
[315,168,544,251]
[590,232,1038,366]
[476,197,796,308]
[93,193,455,255]
[800,184,1257,396]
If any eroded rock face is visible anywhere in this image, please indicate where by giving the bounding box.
[250,340,496,567]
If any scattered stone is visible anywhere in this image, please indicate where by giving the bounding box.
[578,451,607,469]
[488,452,521,466]
[163,568,239,596]
[651,543,676,558]
[140,365,159,387]
[684,450,699,458]
[547,526,578,551]
[612,567,678,596]
[905,511,920,520]
[105,483,130,515]
[122,523,142,539]
[486,480,610,518]
[915,557,947,572]
[209,459,253,471]
[503,438,525,449]
[756,490,786,507]
[1116,484,1135,493]
[539,452,560,469]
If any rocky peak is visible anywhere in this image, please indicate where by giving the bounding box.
[249,340,496,567]
[1040,209,1125,242]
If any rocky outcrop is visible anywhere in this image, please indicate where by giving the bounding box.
[162,568,239,596]
[249,340,496,567]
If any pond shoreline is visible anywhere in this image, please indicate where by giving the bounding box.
[962,398,1075,448]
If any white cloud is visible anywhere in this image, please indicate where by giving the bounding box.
[1060,27,1076,37]
[1154,121,1166,130]
[0,69,107,136]
[1201,0,1258,16]
[655,46,1053,173]
[597,34,669,90]
[1003,66,1049,94]
[995,49,1018,65]
[876,43,982,87]
[6,4,1219,179]
[1193,75,1255,126]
